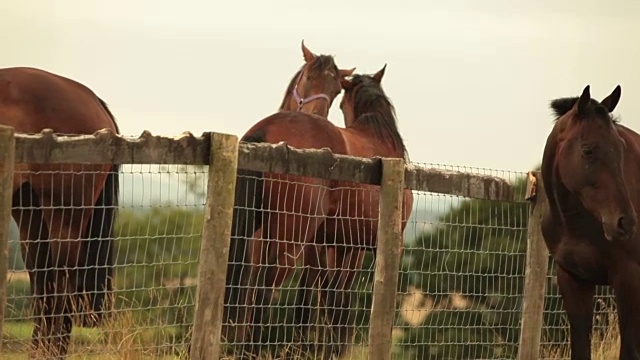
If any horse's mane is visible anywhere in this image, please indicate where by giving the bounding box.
[349,74,408,159]
[279,55,339,110]
[550,97,619,123]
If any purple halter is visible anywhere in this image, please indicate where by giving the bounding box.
[292,67,332,111]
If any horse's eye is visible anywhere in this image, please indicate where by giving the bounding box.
[581,146,594,158]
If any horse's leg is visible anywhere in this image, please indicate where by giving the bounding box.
[235,228,266,360]
[293,244,324,352]
[250,235,323,358]
[248,182,329,359]
[44,269,73,359]
[609,259,640,360]
[12,184,72,358]
[321,245,365,360]
[557,266,595,360]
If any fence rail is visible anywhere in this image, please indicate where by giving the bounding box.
[0,127,610,360]
[13,129,513,201]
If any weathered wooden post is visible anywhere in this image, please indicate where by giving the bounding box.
[190,132,239,360]
[0,125,16,352]
[517,171,550,360]
[368,158,406,360]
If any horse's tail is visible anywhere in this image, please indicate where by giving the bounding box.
[223,133,265,342]
[77,97,120,327]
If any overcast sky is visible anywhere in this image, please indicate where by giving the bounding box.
[3,0,640,172]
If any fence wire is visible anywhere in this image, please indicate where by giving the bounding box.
[5,164,206,359]
[2,159,620,360]
[221,173,379,360]
[394,163,617,360]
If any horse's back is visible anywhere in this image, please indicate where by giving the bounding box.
[244,110,348,153]
[0,67,116,134]
[1,67,116,246]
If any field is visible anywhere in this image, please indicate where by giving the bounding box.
[4,272,621,359]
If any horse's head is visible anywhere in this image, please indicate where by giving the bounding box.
[339,64,387,126]
[551,85,636,241]
[281,40,355,116]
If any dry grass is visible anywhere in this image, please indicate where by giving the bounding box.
[3,299,189,359]
[541,304,620,360]
[3,310,188,359]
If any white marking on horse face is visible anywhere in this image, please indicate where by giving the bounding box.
[324,69,337,78]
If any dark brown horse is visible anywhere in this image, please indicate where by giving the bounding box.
[224,65,413,359]
[0,67,120,358]
[541,85,640,359]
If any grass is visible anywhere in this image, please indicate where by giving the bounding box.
[3,319,370,360]
[3,274,192,359]
[3,271,623,360]
[541,303,620,360]
[3,314,189,360]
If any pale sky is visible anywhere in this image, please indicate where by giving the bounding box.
[2,0,640,172]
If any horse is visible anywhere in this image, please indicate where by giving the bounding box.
[222,41,353,354]
[225,65,413,359]
[541,85,640,359]
[279,40,355,115]
[0,67,120,358]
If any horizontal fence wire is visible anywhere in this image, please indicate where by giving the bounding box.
[2,158,619,359]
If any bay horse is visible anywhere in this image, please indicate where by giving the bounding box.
[225,65,413,359]
[0,67,120,358]
[222,41,353,352]
[541,85,640,359]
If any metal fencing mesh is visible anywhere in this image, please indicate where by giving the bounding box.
[2,160,620,359]
[5,164,206,358]
[393,163,618,360]
[220,172,380,359]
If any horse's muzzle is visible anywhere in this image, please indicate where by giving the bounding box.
[603,213,637,241]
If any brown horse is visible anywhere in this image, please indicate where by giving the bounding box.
[541,85,640,359]
[222,41,353,355]
[225,65,413,359]
[279,40,354,115]
[0,67,120,358]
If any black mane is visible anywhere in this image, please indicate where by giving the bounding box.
[279,55,338,110]
[550,97,618,123]
[348,74,407,158]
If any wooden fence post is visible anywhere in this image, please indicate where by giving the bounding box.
[517,171,550,360]
[368,158,405,360]
[190,132,239,360]
[0,125,16,352]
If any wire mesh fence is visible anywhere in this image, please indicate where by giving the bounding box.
[220,171,382,359]
[393,164,529,360]
[5,164,207,358]
[0,145,621,359]
[392,163,618,360]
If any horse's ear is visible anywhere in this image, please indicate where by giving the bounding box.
[339,68,355,78]
[373,64,387,83]
[301,40,316,63]
[577,85,591,117]
[601,85,622,113]
[341,78,354,91]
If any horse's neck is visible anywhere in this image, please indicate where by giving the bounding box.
[545,167,604,240]
[279,95,294,112]
[348,111,405,158]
